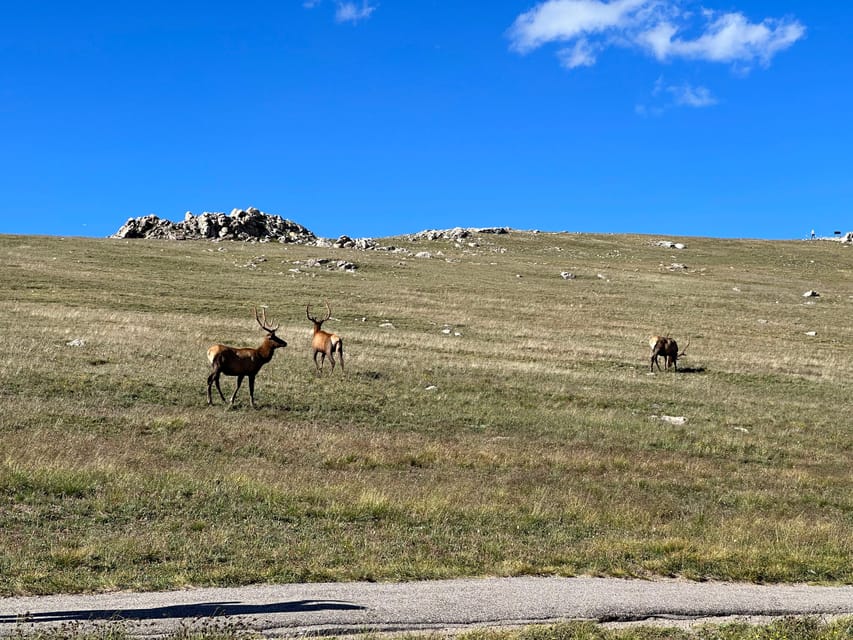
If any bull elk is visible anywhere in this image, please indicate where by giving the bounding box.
[207,307,287,408]
[307,301,344,374]
[649,335,689,372]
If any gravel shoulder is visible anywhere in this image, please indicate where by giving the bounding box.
[2,577,852,638]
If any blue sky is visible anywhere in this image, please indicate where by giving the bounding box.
[0,1,850,240]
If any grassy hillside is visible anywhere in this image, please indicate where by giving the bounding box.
[0,231,850,596]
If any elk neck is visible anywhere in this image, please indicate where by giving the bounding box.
[257,335,280,360]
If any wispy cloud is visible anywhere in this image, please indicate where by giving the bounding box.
[303,0,377,24]
[669,83,717,108]
[335,1,377,24]
[636,76,717,116]
[508,1,805,70]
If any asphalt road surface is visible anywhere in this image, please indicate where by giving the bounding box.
[2,577,852,638]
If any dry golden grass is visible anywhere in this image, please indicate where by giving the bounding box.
[0,231,850,595]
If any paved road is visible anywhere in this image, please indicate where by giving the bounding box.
[2,577,852,638]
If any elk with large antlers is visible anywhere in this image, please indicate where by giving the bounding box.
[207,307,287,408]
[649,335,689,372]
[307,301,344,375]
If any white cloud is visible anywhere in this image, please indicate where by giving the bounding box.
[656,12,806,67]
[508,0,805,70]
[335,1,376,24]
[637,77,717,115]
[509,0,648,53]
[637,20,678,60]
[304,0,377,23]
[558,39,599,68]
[669,83,717,107]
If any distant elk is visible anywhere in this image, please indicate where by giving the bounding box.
[207,307,287,408]
[649,335,689,372]
[307,301,344,374]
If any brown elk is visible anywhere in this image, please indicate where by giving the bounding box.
[649,335,689,372]
[207,307,287,408]
[307,301,344,374]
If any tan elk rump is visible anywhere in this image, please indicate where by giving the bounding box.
[307,301,344,374]
[649,335,689,372]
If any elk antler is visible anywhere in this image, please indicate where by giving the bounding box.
[307,302,332,324]
[255,306,279,332]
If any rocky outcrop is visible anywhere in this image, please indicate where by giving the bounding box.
[113,211,517,252]
[410,227,510,241]
[112,207,317,243]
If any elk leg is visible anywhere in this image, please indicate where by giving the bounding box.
[208,370,226,403]
[328,350,336,373]
[248,375,256,409]
[338,345,344,372]
[650,354,661,372]
[207,372,216,405]
[230,375,244,404]
[215,375,227,401]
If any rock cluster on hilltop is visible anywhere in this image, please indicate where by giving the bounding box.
[112,208,517,252]
[411,227,510,241]
[111,207,317,243]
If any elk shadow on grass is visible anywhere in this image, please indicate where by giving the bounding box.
[676,366,706,374]
[1,600,366,625]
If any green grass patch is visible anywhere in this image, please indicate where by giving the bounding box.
[4,617,852,640]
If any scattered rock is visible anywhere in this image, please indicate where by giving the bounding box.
[666,263,688,271]
[379,322,395,329]
[66,338,85,347]
[352,238,379,250]
[802,290,820,298]
[237,256,267,269]
[655,241,686,249]
[805,331,817,337]
[657,415,687,425]
[414,251,433,259]
[299,258,357,272]
[560,272,576,280]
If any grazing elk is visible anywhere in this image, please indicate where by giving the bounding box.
[649,335,689,372]
[307,301,344,375]
[207,307,287,408]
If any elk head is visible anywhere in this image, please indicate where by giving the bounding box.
[255,306,288,355]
